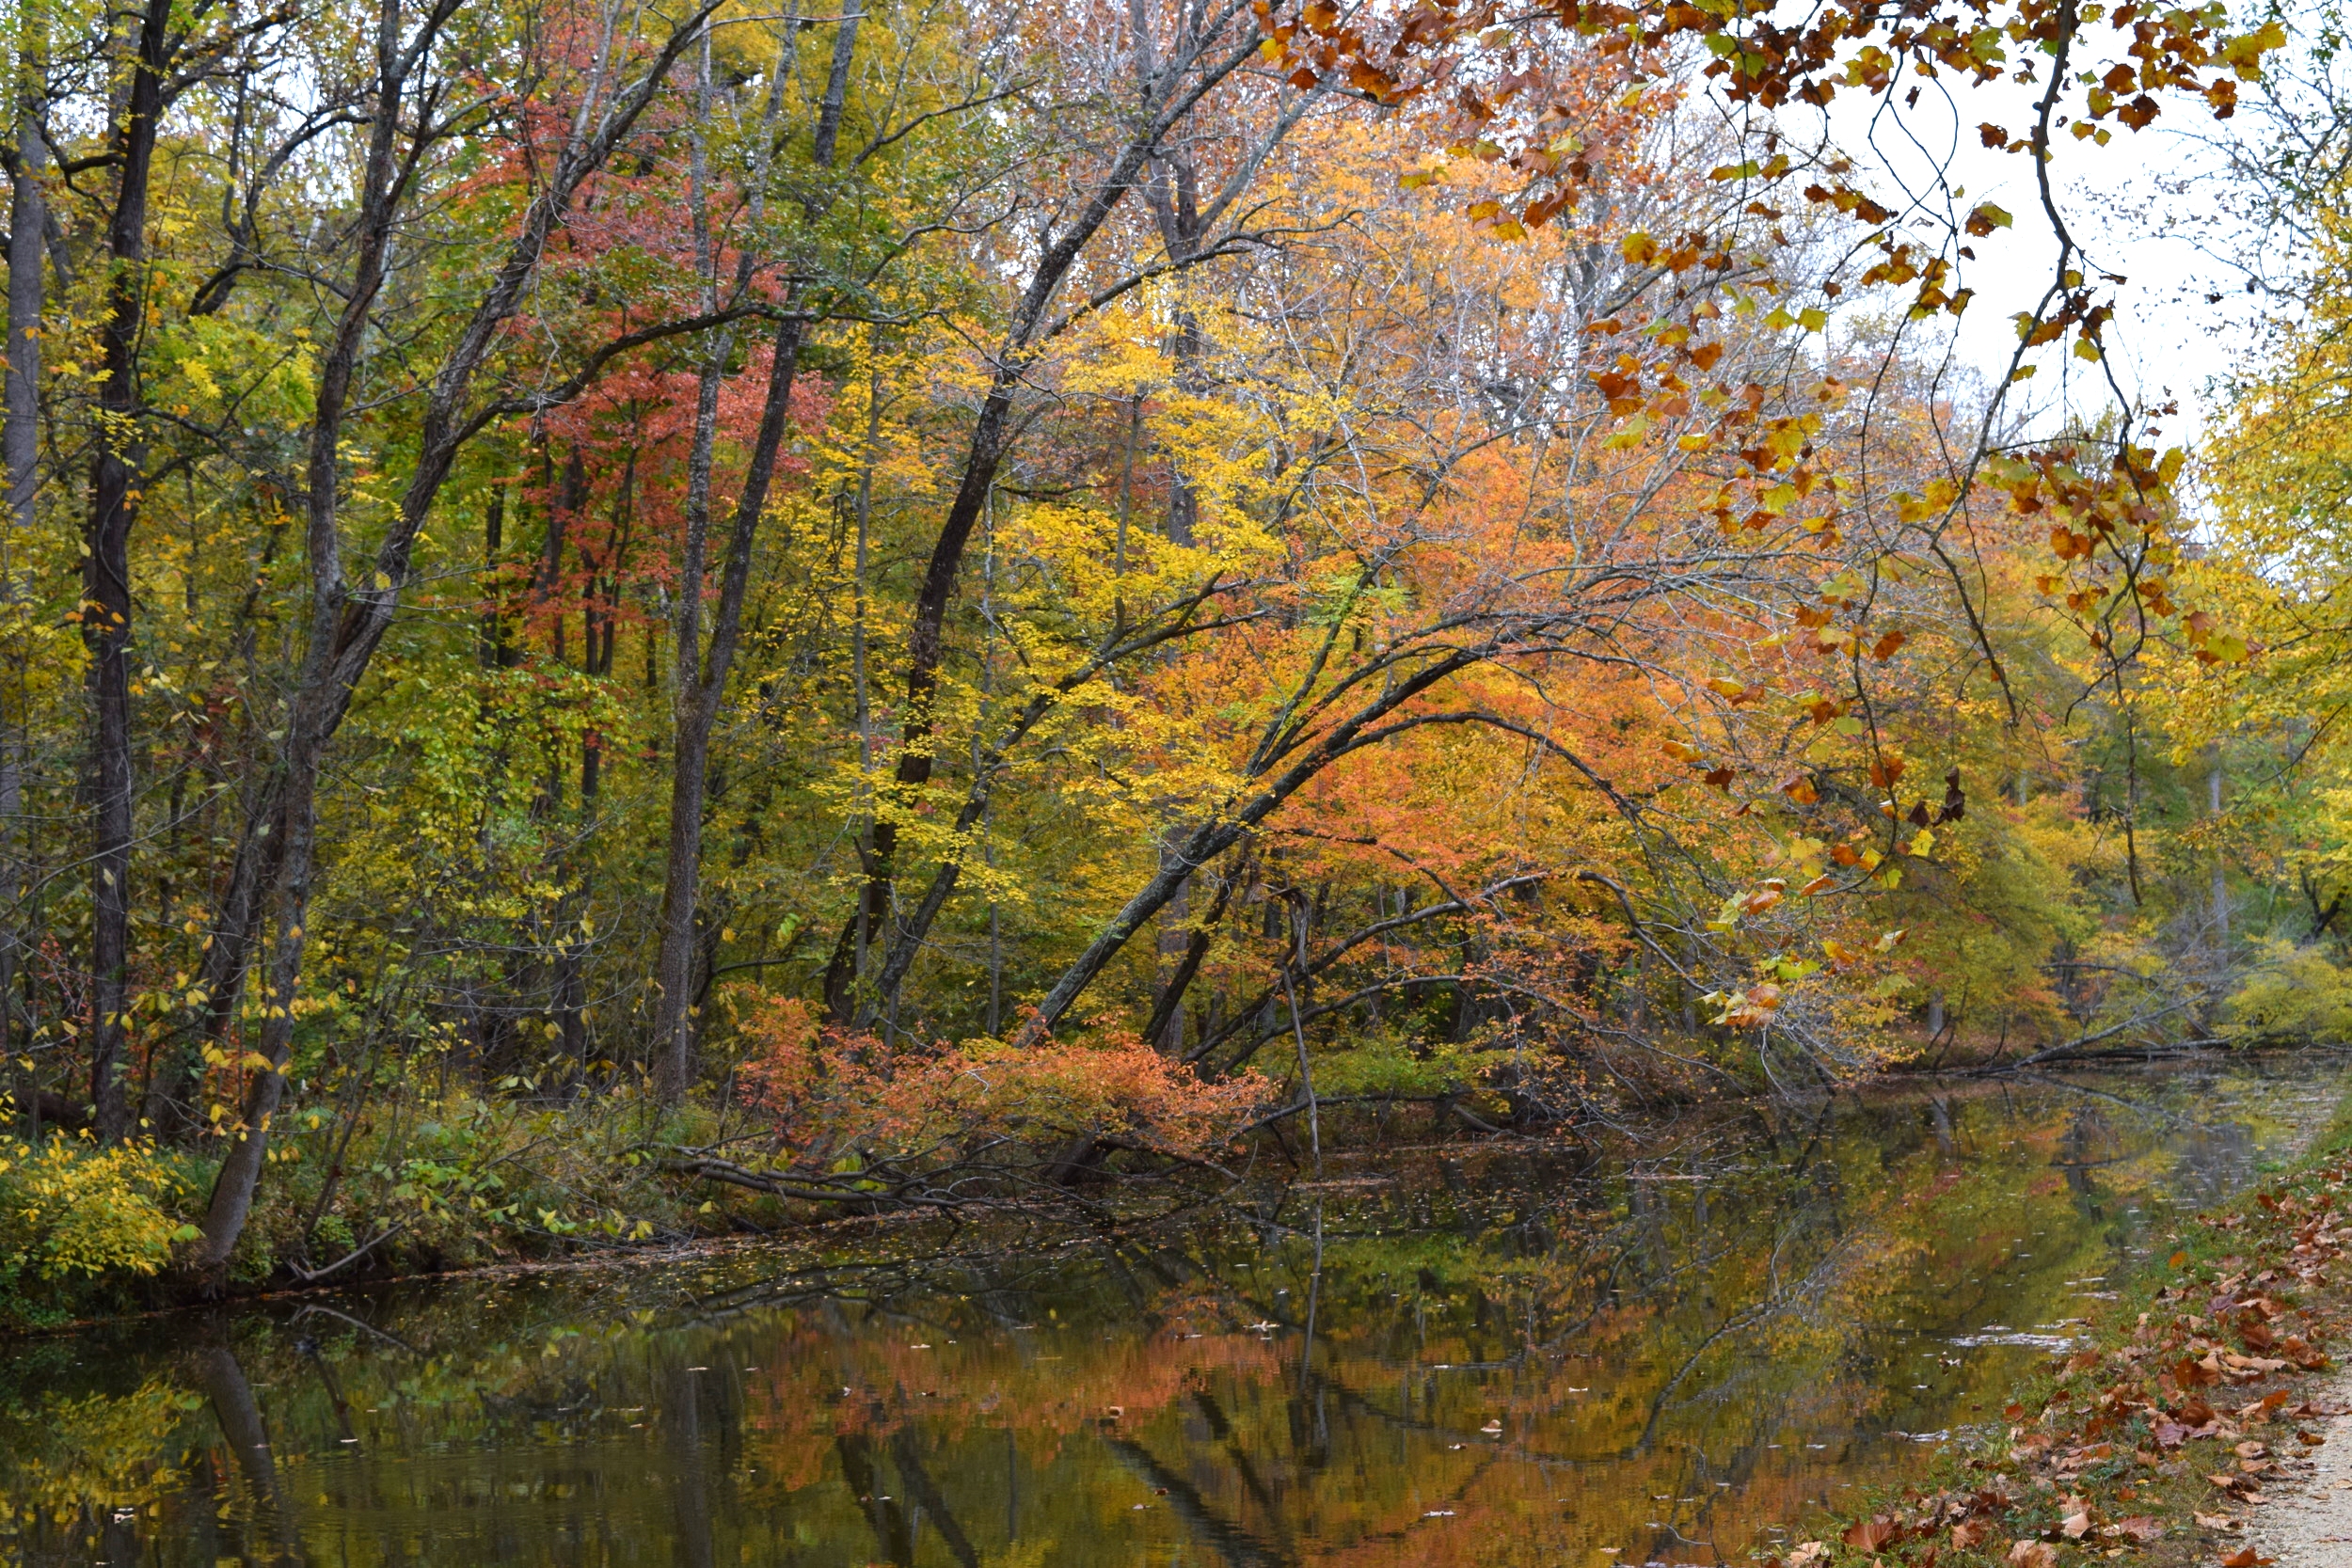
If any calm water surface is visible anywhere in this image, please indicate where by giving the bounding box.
[4,1062,2347,1568]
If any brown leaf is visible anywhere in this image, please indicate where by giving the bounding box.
[2220,1548,2274,1568]
[2059,1512,2091,1540]
[2111,1517,2164,1544]
[1846,1517,1901,1552]
[1953,1522,1989,1551]
[2007,1541,2057,1568]
[1938,768,1966,823]
[2192,1513,2240,1530]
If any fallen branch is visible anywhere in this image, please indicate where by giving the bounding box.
[285,1222,405,1284]
[1963,1003,2199,1072]
[654,1152,905,1205]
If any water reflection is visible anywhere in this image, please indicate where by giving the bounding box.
[1,1062,2343,1568]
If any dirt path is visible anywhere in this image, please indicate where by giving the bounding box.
[2251,1382,2352,1568]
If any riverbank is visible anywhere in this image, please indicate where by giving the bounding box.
[4,1048,2334,1338]
[0,1062,2331,1566]
[1802,1097,2352,1568]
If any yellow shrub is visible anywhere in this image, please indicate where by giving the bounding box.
[0,1133,195,1281]
[2225,940,2352,1045]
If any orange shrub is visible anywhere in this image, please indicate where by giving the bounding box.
[731,990,1270,1178]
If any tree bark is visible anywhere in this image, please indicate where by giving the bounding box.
[4,46,49,1073]
[6,66,42,535]
[650,10,849,1090]
[650,318,805,1099]
[85,0,176,1142]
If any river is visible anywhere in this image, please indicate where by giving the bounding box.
[2,1060,2344,1568]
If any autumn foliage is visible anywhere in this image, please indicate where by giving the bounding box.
[731,991,1268,1190]
[0,0,2329,1297]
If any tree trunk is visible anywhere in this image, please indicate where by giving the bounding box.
[650,318,805,1100]
[4,55,49,1072]
[555,453,628,1070]
[85,0,176,1143]
[141,781,285,1135]
[2209,751,2229,946]
[651,11,850,1088]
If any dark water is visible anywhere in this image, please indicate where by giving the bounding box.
[3,1062,2345,1568]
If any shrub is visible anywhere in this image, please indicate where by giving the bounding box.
[735,991,1270,1182]
[0,1130,197,1282]
[2225,940,2352,1044]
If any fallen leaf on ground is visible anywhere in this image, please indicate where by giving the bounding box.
[2009,1541,2058,1568]
[1845,1518,1899,1551]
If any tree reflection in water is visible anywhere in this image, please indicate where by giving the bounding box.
[0,1063,2342,1568]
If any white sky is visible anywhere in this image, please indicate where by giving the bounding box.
[1803,71,2272,448]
